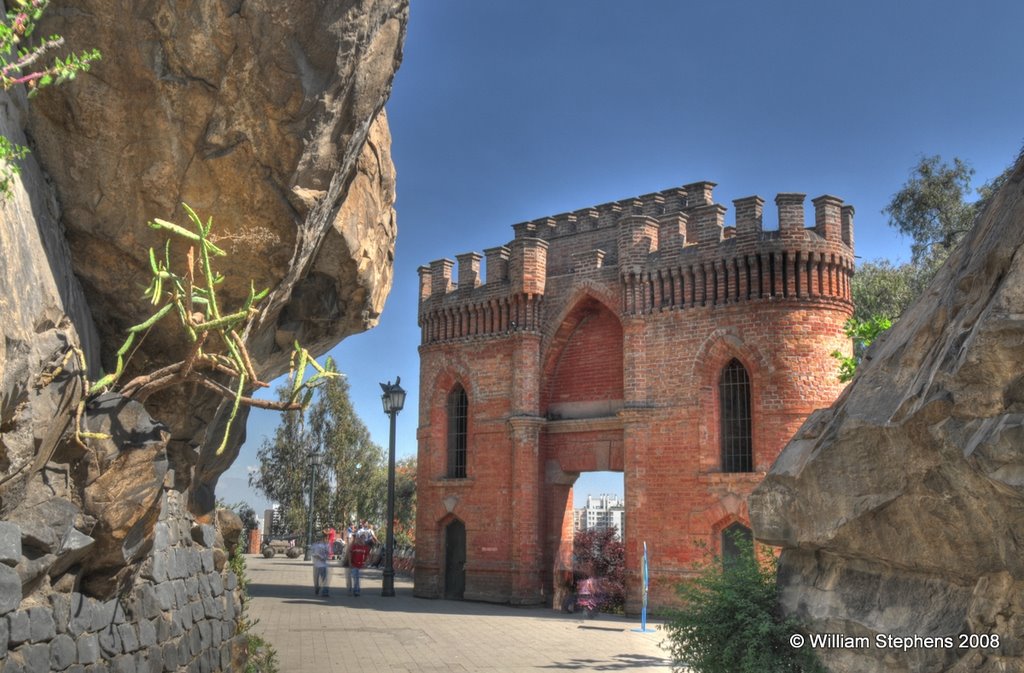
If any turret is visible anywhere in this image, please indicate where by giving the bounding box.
[484,246,510,284]
[812,195,843,242]
[456,252,482,290]
[683,181,716,207]
[418,265,431,301]
[733,196,765,241]
[429,258,454,296]
[509,237,548,295]
[692,203,727,250]
[842,205,855,249]
[776,193,806,241]
[617,212,659,272]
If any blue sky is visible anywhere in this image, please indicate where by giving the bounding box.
[217,1,1024,513]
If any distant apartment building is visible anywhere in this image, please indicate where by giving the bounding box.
[264,504,289,538]
[576,494,625,539]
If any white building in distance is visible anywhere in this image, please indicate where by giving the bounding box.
[576,494,625,539]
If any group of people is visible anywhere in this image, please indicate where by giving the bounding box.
[310,520,380,598]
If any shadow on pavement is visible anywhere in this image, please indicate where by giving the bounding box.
[243,557,664,631]
[541,654,671,670]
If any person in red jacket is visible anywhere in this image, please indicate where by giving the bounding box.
[326,526,337,560]
[347,533,369,596]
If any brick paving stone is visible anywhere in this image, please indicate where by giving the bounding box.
[246,555,671,673]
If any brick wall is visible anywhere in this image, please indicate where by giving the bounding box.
[415,182,854,611]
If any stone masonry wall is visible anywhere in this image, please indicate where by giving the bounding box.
[0,491,245,673]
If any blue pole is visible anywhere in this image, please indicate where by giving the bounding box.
[632,541,654,632]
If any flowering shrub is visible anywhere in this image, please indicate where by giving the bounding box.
[573,527,625,613]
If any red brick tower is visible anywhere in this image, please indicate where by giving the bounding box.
[414,182,854,610]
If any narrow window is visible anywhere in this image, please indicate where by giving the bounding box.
[720,359,752,472]
[721,522,753,567]
[447,384,468,478]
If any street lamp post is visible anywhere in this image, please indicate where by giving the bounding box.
[303,449,324,561]
[379,376,406,597]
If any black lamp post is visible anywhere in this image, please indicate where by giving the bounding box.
[379,376,406,597]
[303,449,324,561]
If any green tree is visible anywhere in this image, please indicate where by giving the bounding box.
[839,153,1015,381]
[830,316,892,383]
[663,533,825,673]
[873,154,1013,316]
[884,155,976,267]
[250,376,390,538]
[393,456,417,546]
[249,401,309,535]
[306,375,386,530]
[850,260,921,324]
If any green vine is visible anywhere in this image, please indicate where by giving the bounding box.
[0,0,101,197]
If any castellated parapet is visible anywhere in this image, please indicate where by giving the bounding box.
[418,182,854,344]
[415,179,855,611]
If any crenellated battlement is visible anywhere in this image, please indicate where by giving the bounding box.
[419,182,855,345]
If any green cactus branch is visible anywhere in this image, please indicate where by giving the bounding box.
[56,204,338,454]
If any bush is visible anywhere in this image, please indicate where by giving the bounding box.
[228,543,280,673]
[662,533,824,673]
[573,527,625,613]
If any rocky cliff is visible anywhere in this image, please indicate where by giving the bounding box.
[23,0,406,516]
[0,0,406,668]
[751,152,1024,673]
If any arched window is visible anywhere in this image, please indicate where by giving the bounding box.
[446,384,468,478]
[719,359,752,472]
[721,522,753,567]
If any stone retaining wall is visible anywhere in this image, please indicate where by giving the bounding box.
[1,491,246,673]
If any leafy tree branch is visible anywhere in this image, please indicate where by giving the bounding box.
[0,0,100,196]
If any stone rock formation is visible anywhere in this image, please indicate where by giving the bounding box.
[25,0,405,516]
[0,0,406,667]
[751,153,1024,673]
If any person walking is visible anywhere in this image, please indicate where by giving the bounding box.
[311,531,331,597]
[347,530,370,596]
[358,520,382,567]
[327,525,337,560]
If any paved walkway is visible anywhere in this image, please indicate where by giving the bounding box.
[244,555,673,672]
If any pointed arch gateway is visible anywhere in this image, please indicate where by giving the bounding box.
[539,293,627,609]
[542,294,625,420]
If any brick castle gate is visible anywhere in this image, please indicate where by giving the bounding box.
[414,182,854,611]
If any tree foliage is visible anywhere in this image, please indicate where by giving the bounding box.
[249,376,418,543]
[830,316,892,383]
[573,527,625,613]
[394,456,417,546]
[850,259,922,324]
[306,374,386,530]
[839,153,1014,381]
[867,154,1014,320]
[883,155,977,267]
[663,533,825,673]
[249,402,308,535]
